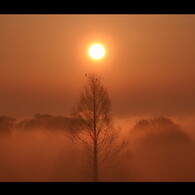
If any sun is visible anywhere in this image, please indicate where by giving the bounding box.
[88,43,106,60]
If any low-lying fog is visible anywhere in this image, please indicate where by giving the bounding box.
[0,114,195,182]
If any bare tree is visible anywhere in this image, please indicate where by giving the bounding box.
[71,73,124,182]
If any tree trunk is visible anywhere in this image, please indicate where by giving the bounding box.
[93,81,98,182]
[93,139,98,182]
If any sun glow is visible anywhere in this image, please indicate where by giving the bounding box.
[88,43,106,60]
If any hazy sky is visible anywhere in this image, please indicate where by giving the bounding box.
[0,15,195,118]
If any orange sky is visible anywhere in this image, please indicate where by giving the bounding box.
[0,15,195,118]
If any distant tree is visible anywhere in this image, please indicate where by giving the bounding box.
[71,74,124,182]
[132,117,189,144]
[134,117,182,132]
[0,116,15,133]
[17,114,52,130]
[17,114,74,131]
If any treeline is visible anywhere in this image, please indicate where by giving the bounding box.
[133,117,182,131]
[0,115,189,143]
[132,116,190,143]
[0,114,79,133]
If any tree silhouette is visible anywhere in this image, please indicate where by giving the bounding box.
[71,74,123,182]
[0,116,15,133]
[17,114,75,131]
[132,117,189,144]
